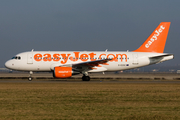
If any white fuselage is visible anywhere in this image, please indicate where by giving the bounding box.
[5,51,173,72]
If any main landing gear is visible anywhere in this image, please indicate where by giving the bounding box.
[28,71,33,81]
[82,72,90,81]
[82,75,90,81]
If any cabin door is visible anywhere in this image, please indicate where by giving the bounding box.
[133,54,138,65]
[27,53,33,64]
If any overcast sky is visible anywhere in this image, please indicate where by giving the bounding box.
[1,0,180,67]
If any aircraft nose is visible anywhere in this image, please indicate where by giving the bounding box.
[5,60,12,69]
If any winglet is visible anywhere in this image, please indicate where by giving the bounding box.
[133,22,171,53]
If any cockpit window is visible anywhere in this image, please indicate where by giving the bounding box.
[12,56,21,60]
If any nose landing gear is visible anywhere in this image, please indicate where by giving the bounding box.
[28,71,33,81]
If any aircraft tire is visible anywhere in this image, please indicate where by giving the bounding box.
[28,77,32,81]
[82,76,90,81]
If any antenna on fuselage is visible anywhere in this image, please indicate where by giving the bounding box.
[31,49,34,52]
[105,49,108,52]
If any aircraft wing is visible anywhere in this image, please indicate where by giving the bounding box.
[71,59,112,72]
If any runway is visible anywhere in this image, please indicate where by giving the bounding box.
[1,72,180,83]
[0,79,180,84]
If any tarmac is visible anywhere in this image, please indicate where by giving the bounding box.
[1,72,180,83]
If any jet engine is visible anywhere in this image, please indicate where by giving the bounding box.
[53,67,80,78]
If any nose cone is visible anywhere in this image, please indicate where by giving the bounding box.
[5,60,12,69]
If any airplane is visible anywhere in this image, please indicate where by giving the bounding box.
[5,22,173,81]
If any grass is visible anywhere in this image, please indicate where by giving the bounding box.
[0,82,180,119]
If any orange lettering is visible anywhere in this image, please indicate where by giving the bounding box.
[99,54,106,60]
[61,54,71,64]
[116,54,127,62]
[80,54,88,62]
[34,53,127,63]
[89,53,96,61]
[43,54,52,61]
[53,54,60,61]
[70,52,80,62]
[107,54,116,62]
[34,53,42,61]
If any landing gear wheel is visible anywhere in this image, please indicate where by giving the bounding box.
[82,76,90,81]
[28,71,33,81]
[28,77,32,81]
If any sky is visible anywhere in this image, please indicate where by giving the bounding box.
[0,0,180,67]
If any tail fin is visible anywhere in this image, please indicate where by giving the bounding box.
[133,22,171,53]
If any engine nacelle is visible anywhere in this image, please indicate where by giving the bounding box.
[53,67,72,78]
